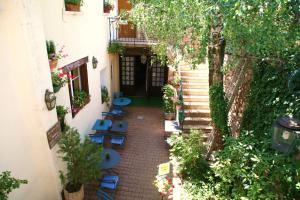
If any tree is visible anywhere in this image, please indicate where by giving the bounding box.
[129,0,299,149]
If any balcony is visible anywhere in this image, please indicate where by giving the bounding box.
[109,17,156,47]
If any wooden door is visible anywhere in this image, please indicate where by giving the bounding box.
[118,0,136,38]
[120,56,135,95]
[148,57,168,97]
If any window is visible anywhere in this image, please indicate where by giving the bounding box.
[63,57,90,117]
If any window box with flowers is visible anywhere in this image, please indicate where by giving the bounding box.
[72,89,90,116]
[65,0,83,12]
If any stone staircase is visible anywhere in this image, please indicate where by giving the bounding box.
[179,63,212,139]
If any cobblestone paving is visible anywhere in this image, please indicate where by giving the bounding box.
[85,107,170,200]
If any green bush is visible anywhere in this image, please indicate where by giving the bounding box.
[0,171,27,200]
[58,128,102,193]
[107,43,125,54]
[46,40,56,59]
[162,84,176,113]
[169,130,210,180]
[101,86,110,105]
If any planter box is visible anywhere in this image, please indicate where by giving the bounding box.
[65,3,81,12]
[63,185,84,200]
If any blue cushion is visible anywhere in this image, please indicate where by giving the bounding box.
[101,175,119,190]
[90,135,104,144]
[97,189,113,200]
[111,136,125,145]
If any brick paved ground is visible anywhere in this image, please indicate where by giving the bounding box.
[85,107,170,200]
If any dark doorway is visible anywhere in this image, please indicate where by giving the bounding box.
[135,56,147,96]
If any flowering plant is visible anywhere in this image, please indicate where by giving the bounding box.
[51,69,73,93]
[154,176,173,198]
[46,41,68,61]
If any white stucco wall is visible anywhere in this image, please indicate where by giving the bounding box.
[0,0,116,199]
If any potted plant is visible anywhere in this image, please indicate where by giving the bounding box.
[107,42,125,55]
[101,86,110,106]
[103,1,114,13]
[65,0,83,12]
[58,128,102,200]
[51,71,68,93]
[162,84,176,120]
[56,106,69,132]
[0,171,27,200]
[46,41,67,70]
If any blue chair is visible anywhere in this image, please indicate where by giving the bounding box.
[113,92,123,99]
[89,134,104,144]
[111,136,126,147]
[100,175,119,190]
[97,189,113,200]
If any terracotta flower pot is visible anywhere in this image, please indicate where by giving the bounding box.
[49,59,58,70]
[64,185,84,200]
[65,3,81,12]
[104,5,114,13]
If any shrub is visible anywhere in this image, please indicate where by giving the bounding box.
[162,84,176,113]
[107,43,125,54]
[58,128,102,193]
[0,171,27,200]
[169,130,210,180]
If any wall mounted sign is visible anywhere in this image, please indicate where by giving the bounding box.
[62,56,89,73]
[47,121,62,149]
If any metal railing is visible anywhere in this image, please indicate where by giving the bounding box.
[109,17,155,45]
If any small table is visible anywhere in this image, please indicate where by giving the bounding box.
[112,97,132,106]
[99,148,121,174]
[110,120,128,133]
[92,119,112,132]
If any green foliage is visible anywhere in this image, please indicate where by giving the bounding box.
[64,0,83,6]
[162,84,175,113]
[51,72,68,93]
[169,130,210,181]
[46,40,56,59]
[288,69,300,94]
[0,171,27,200]
[56,106,69,118]
[183,132,300,200]
[101,86,110,105]
[73,90,89,108]
[58,128,102,192]
[209,83,229,135]
[107,43,124,55]
[241,62,300,138]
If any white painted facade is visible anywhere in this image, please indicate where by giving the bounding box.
[0,0,118,199]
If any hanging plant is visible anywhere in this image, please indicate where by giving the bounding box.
[46,41,67,70]
[56,106,69,132]
[51,71,69,93]
[107,42,125,55]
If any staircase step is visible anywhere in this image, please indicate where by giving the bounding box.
[181,76,208,83]
[183,120,211,126]
[184,110,210,118]
[180,71,208,77]
[183,88,209,95]
[182,82,209,89]
[183,95,209,102]
[183,125,212,132]
[184,102,209,109]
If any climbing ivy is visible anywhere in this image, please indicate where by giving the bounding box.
[209,83,229,135]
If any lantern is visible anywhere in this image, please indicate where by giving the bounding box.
[45,89,56,110]
[92,56,98,69]
[272,116,300,154]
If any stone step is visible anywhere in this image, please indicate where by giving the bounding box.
[183,95,209,102]
[181,76,208,83]
[184,109,210,118]
[184,102,210,110]
[183,125,212,133]
[183,88,209,95]
[180,71,208,77]
[182,82,209,89]
[183,119,211,126]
